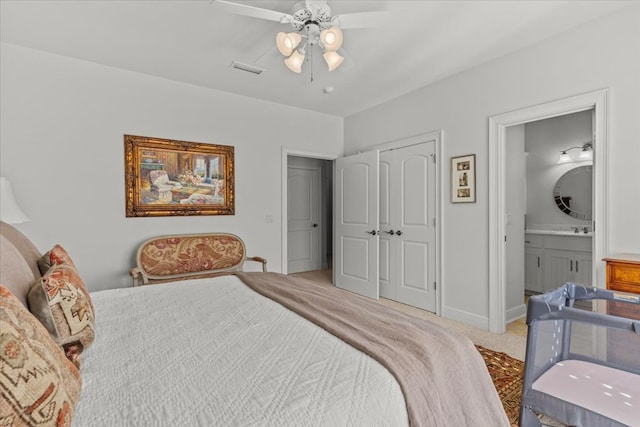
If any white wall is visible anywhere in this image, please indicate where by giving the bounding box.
[344,5,640,327]
[0,43,343,291]
[525,110,593,228]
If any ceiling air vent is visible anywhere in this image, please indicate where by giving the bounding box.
[230,61,265,75]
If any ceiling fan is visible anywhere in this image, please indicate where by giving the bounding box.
[213,0,386,74]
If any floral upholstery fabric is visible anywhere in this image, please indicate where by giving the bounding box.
[37,244,78,275]
[0,285,82,426]
[139,235,245,277]
[28,263,95,361]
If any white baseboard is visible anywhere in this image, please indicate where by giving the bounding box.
[441,305,489,330]
[506,303,527,324]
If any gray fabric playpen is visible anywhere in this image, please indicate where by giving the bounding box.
[520,283,640,427]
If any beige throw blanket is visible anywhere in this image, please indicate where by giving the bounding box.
[236,272,509,427]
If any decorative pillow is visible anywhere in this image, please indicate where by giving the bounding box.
[0,285,82,426]
[28,264,95,357]
[37,244,78,275]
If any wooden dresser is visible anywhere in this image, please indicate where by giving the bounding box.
[603,254,640,368]
[603,253,640,319]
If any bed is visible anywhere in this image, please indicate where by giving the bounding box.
[0,221,509,426]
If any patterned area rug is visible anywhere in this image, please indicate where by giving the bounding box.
[476,345,524,426]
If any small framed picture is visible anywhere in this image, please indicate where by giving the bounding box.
[451,154,476,203]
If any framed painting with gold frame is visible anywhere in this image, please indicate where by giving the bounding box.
[451,154,476,203]
[124,134,234,217]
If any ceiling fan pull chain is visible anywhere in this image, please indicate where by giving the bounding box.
[310,44,314,83]
[308,25,314,83]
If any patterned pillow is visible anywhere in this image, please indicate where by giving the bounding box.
[37,244,78,275]
[28,264,95,360]
[0,285,82,426]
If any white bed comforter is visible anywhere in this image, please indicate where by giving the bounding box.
[73,276,407,426]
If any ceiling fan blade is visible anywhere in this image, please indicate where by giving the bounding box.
[333,11,389,29]
[213,0,293,23]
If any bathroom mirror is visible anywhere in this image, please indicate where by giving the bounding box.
[553,165,593,220]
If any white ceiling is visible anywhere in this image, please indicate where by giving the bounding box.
[0,1,633,117]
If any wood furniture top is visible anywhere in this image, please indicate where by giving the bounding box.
[602,253,640,265]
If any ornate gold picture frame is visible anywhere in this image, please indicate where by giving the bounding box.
[124,134,234,217]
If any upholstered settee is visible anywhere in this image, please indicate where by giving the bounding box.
[149,170,182,201]
[129,232,267,286]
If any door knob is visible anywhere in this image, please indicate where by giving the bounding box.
[312,224,318,228]
[395,230,403,236]
[366,230,378,236]
[384,230,395,235]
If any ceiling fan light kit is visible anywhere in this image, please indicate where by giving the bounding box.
[273,1,348,74]
[276,24,344,73]
[216,0,382,76]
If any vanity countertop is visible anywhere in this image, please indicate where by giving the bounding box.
[526,229,592,238]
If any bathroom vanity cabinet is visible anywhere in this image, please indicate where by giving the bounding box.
[525,232,592,294]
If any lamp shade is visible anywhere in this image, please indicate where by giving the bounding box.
[284,49,305,73]
[323,50,344,72]
[0,177,29,224]
[276,32,302,57]
[320,27,343,51]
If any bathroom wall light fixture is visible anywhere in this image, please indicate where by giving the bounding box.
[557,142,593,164]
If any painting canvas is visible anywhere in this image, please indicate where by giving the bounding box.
[451,154,476,203]
[125,135,234,217]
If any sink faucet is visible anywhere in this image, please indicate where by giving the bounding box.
[573,227,580,233]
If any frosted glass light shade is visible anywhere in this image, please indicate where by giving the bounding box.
[578,147,593,161]
[0,177,29,224]
[276,32,302,57]
[557,151,572,164]
[320,27,343,51]
[323,50,344,72]
[284,50,305,73]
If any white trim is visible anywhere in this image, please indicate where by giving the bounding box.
[488,89,608,333]
[281,147,340,274]
[506,304,527,324]
[441,305,489,330]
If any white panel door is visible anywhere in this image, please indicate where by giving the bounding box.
[287,166,320,273]
[385,142,437,312]
[334,151,379,299]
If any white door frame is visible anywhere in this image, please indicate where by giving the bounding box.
[281,147,339,274]
[488,89,609,333]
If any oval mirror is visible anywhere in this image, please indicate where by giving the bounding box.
[553,165,593,220]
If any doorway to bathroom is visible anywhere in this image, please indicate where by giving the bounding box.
[505,109,594,324]
[488,89,608,334]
